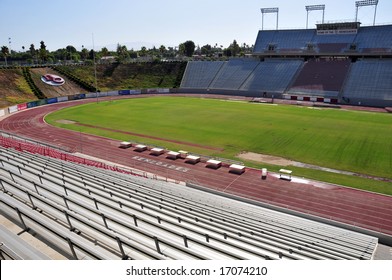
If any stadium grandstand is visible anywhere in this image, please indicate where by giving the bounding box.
[0,142,379,260]
[181,22,392,107]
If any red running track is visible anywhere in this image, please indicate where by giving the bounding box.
[1,96,392,236]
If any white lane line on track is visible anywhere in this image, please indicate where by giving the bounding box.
[223,174,242,192]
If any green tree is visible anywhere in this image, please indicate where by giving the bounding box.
[223,48,232,57]
[116,44,129,62]
[81,48,89,60]
[29,44,36,62]
[100,47,109,57]
[182,40,195,57]
[39,40,47,63]
[1,46,9,66]
[66,45,77,60]
[178,43,185,56]
[139,46,147,57]
[201,44,212,56]
[159,45,166,57]
[89,49,96,60]
[129,49,138,59]
[230,40,240,57]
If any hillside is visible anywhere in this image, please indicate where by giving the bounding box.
[30,67,86,98]
[0,62,186,109]
[0,68,37,109]
[55,62,186,91]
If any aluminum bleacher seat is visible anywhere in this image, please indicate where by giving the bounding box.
[254,29,315,53]
[240,59,303,93]
[180,61,225,88]
[312,33,356,53]
[253,30,276,53]
[354,25,392,52]
[288,59,351,97]
[208,59,260,90]
[342,59,392,101]
[274,29,315,51]
[0,145,379,260]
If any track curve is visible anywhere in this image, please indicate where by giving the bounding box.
[1,95,391,236]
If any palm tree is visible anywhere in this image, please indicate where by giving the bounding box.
[100,47,109,57]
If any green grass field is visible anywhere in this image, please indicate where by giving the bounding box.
[45,96,392,194]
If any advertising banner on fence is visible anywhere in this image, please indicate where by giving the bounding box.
[107,91,118,96]
[130,89,142,94]
[46,98,58,104]
[0,109,5,117]
[27,101,38,108]
[68,94,86,100]
[37,99,48,106]
[86,92,97,98]
[8,105,18,114]
[98,92,108,97]
[17,103,28,111]
[147,88,159,93]
[118,89,130,95]
[57,96,68,102]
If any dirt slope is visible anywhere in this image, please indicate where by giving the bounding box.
[30,67,85,98]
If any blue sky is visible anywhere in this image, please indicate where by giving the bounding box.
[0,0,391,51]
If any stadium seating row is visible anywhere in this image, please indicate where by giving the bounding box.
[253,25,392,53]
[181,59,303,94]
[180,58,392,106]
[0,141,378,260]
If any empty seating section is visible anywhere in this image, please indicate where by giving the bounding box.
[316,43,351,53]
[314,33,356,44]
[240,60,303,93]
[209,60,259,90]
[273,29,315,51]
[253,30,276,53]
[180,25,392,105]
[354,25,392,52]
[253,30,315,52]
[0,145,378,260]
[180,61,224,88]
[253,25,392,54]
[180,59,303,93]
[289,59,351,96]
[313,34,356,52]
[342,59,392,100]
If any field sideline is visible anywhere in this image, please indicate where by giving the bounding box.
[45,96,392,183]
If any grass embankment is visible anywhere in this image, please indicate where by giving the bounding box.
[0,69,37,108]
[55,62,186,92]
[45,96,392,195]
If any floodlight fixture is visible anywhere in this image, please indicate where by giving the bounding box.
[305,4,326,29]
[260,7,279,13]
[260,7,279,30]
[355,0,378,7]
[355,0,379,25]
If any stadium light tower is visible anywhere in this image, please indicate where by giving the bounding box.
[355,0,379,25]
[260,7,279,30]
[305,4,326,29]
